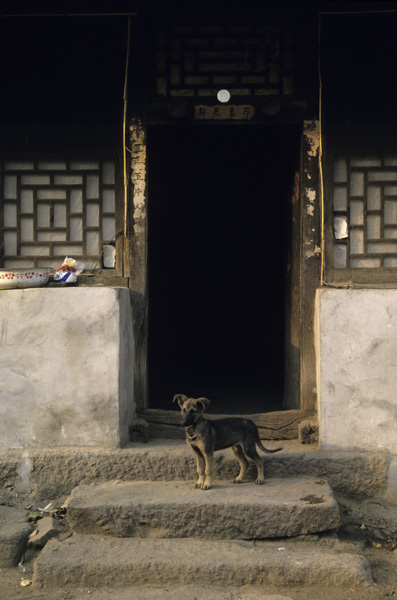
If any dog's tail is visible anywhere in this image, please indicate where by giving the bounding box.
[257,439,282,454]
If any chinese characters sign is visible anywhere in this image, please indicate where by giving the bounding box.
[194,105,255,121]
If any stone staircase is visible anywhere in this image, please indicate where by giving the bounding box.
[64,478,340,539]
[30,441,376,596]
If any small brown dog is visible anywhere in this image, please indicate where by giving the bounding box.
[173,394,282,490]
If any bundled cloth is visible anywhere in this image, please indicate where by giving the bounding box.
[53,257,85,284]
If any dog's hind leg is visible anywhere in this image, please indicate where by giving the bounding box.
[231,444,249,483]
[244,443,265,485]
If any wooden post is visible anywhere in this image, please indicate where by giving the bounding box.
[127,119,148,410]
[299,120,322,411]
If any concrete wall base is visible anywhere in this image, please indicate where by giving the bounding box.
[0,287,134,449]
[316,288,397,456]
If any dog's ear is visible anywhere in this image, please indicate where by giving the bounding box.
[196,397,210,412]
[173,394,187,408]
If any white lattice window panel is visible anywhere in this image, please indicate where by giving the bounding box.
[332,156,397,269]
[1,159,117,269]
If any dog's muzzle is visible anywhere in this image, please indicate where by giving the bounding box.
[182,413,197,427]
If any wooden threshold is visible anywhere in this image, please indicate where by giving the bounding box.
[136,409,316,441]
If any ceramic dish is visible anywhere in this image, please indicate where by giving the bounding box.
[0,268,51,289]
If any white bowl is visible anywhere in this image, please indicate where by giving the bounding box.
[0,268,51,289]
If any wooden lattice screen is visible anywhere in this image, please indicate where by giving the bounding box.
[1,159,117,269]
[331,156,397,272]
[155,24,294,101]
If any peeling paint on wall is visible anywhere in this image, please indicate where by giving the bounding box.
[306,189,316,203]
[303,120,320,157]
[305,245,322,258]
[303,122,320,227]
[302,123,320,254]
[306,188,316,216]
[130,120,147,234]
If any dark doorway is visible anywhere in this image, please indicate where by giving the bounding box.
[148,124,300,414]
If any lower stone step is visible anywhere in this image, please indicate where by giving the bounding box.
[33,535,373,589]
[66,477,341,540]
[44,586,297,600]
[0,506,33,567]
[39,586,296,600]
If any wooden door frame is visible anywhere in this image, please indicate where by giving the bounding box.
[299,120,322,413]
[129,118,320,439]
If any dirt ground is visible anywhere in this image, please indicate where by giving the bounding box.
[1,534,396,600]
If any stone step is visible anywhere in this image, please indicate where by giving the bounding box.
[0,506,33,567]
[66,477,341,540]
[41,586,296,600]
[33,534,373,589]
[1,440,388,508]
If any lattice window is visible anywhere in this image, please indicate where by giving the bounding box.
[155,24,294,99]
[332,156,397,269]
[1,159,117,269]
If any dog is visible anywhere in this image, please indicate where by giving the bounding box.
[173,394,282,490]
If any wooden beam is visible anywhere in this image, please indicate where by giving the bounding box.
[137,408,316,441]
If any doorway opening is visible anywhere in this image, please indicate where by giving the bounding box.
[147,124,301,414]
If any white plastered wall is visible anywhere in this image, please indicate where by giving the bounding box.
[316,288,397,454]
[0,287,134,448]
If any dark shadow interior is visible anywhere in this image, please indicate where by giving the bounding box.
[148,124,300,414]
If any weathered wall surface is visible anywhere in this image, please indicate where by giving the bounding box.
[297,120,322,411]
[316,288,397,454]
[0,288,134,449]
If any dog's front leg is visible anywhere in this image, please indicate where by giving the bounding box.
[201,452,213,490]
[192,446,206,488]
